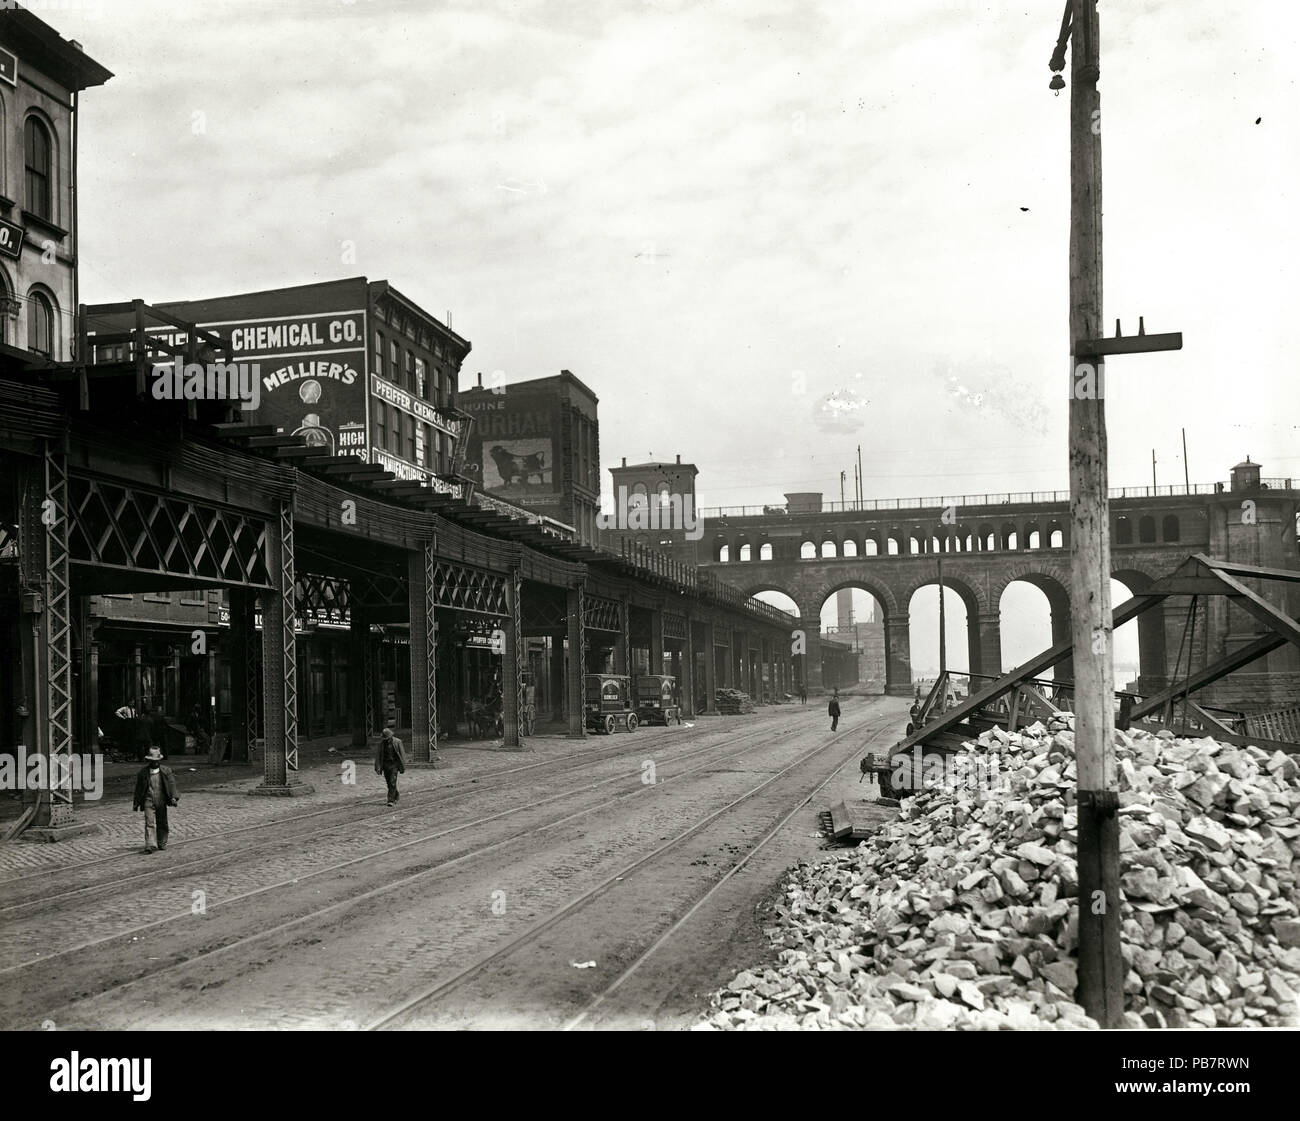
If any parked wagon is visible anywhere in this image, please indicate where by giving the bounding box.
[635,674,681,726]
[584,673,639,735]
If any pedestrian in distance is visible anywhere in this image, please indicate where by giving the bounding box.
[132,746,179,854]
[799,683,807,705]
[374,725,406,806]
[828,688,841,732]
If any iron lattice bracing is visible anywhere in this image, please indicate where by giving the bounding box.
[41,443,74,823]
[663,612,688,641]
[430,559,507,616]
[67,475,270,588]
[584,593,622,633]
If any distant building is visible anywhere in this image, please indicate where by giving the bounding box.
[600,455,701,565]
[459,370,601,546]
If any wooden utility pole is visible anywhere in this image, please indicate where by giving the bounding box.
[1152,449,1157,489]
[937,554,947,682]
[1182,428,1190,489]
[1059,0,1125,1028]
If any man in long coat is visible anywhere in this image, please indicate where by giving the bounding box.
[374,726,407,806]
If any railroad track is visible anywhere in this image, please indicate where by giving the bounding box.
[363,712,896,1030]
[0,709,790,915]
[5,710,830,1027]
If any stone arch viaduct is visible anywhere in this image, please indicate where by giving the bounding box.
[697,471,1300,703]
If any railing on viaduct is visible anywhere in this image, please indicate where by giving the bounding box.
[698,479,1294,519]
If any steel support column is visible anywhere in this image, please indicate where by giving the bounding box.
[502,568,524,749]
[407,543,438,762]
[614,597,629,674]
[349,599,368,748]
[649,608,664,676]
[681,615,696,719]
[254,498,311,795]
[567,584,586,738]
[20,445,80,833]
[702,618,718,713]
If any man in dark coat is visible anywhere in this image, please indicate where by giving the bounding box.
[828,689,841,732]
[132,746,179,853]
[374,726,406,806]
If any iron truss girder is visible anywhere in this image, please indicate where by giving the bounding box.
[66,474,270,588]
[431,559,507,616]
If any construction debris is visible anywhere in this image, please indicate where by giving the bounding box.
[698,719,1300,1030]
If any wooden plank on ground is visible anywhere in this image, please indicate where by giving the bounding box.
[828,801,854,840]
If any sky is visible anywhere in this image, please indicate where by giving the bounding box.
[44,0,1300,664]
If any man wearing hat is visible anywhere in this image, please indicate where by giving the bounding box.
[374,725,406,806]
[132,746,180,853]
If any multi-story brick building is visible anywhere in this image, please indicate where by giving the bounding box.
[459,370,601,545]
[0,5,111,362]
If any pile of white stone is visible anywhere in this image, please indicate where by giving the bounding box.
[699,718,1300,1030]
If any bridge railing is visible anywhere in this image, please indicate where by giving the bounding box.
[698,479,1292,520]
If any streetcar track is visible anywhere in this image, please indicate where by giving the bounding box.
[2,716,809,989]
[562,722,894,1029]
[363,713,895,1030]
[0,714,786,912]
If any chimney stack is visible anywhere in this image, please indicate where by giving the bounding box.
[621,456,627,467]
[476,371,483,388]
[676,454,681,464]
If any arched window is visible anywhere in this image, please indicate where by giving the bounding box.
[27,290,54,357]
[842,539,858,557]
[718,544,730,563]
[738,543,752,562]
[1050,529,1064,548]
[1162,515,1180,542]
[656,483,672,509]
[25,117,52,221]
[759,542,773,561]
[1115,516,1132,545]
[1027,529,1041,549]
[800,540,816,560]
[629,483,648,507]
[1138,516,1156,544]
[820,540,837,558]
[864,537,879,556]
[908,535,922,555]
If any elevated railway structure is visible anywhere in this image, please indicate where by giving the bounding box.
[0,343,798,839]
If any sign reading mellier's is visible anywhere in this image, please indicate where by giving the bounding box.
[146,309,368,459]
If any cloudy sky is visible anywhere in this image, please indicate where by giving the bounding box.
[50,0,1299,668]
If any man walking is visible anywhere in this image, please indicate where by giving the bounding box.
[132,746,179,853]
[374,725,406,806]
[799,682,807,705]
[828,688,841,732]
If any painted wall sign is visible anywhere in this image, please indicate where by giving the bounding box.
[0,216,25,260]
